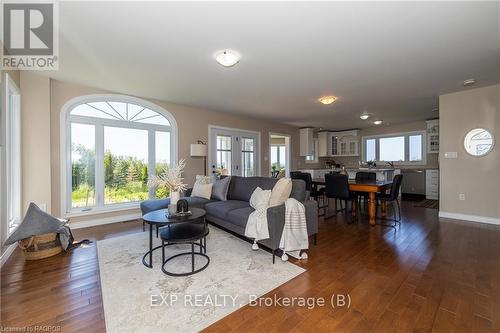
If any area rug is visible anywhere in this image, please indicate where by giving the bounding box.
[414,199,439,209]
[97,226,305,333]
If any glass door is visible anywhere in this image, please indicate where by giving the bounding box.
[209,127,259,177]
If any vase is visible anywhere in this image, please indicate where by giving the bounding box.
[170,190,180,206]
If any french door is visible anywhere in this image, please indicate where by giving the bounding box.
[209,127,260,177]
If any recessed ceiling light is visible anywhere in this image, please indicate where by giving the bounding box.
[360,114,370,120]
[463,78,476,87]
[215,50,240,67]
[318,96,338,105]
[373,120,383,125]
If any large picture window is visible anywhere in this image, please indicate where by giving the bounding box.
[362,131,426,165]
[63,96,177,213]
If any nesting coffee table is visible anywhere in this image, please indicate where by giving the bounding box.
[141,207,207,269]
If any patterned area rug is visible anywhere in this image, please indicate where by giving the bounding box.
[414,199,439,209]
[97,226,305,333]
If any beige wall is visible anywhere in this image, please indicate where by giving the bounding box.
[48,79,300,222]
[439,84,500,219]
[20,72,52,213]
[297,120,439,170]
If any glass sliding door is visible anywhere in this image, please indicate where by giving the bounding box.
[216,135,232,175]
[209,127,260,177]
[241,137,256,177]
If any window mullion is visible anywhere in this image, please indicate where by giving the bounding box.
[95,124,105,207]
[148,130,156,199]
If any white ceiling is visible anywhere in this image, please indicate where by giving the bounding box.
[49,1,500,130]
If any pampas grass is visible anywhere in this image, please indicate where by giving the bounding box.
[147,159,188,193]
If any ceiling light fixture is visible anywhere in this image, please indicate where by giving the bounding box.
[373,120,383,125]
[463,78,476,87]
[360,114,370,120]
[215,50,241,67]
[318,96,338,105]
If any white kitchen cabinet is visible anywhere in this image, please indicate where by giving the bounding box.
[299,128,314,156]
[317,131,330,157]
[331,130,359,157]
[426,169,439,200]
[426,119,439,154]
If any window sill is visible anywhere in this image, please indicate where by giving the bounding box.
[65,202,141,218]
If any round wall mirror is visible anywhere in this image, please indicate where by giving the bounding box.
[464,128,495,157]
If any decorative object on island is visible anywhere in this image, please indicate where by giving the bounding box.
[148,159,188,212]
[190,140,208,176]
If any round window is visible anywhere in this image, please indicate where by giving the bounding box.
[464,128,494,157]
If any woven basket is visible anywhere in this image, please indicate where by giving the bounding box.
[18,233,63,260]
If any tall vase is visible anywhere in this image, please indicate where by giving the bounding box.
[170,190,180,206]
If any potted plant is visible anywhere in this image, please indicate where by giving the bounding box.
[148,159,187,208]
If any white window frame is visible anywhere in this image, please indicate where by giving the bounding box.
[60,94,178,216]
[305,138,319,164]
[1,74,21,238]
[362,130,427,166]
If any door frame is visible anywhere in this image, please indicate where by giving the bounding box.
[208,125,261,176]
[269,132,291,177]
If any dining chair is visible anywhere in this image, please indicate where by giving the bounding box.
[324,173,356,221]
[290,172,326,215]
[376,174,403,227]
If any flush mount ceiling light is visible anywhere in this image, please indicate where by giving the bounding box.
[373,120,383,125]
[360,113,370,120]
[318,96,338,105]
[463,78,476,87]
[215,50,241,67]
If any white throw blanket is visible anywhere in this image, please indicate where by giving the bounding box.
[245,198,309,260]
[280,198,309,259]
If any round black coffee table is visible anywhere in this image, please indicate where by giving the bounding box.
[141,207,206,268]
[160,222,210,276]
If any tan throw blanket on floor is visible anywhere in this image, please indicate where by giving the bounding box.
[280,198,309,259]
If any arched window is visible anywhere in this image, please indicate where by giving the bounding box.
[62,95,177,213]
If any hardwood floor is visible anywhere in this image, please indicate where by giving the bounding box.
[1,202,499,332]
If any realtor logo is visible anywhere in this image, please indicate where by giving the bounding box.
[1,1,59,70]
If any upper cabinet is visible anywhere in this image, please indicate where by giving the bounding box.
[299,127,314,156]
[318,131,330,157]
[426,119,439,154]
[317,129,360,157]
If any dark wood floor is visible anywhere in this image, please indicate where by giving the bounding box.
[1,201,499,332]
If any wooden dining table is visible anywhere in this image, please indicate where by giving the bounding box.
[312,178,393,225]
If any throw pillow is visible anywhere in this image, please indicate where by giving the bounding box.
[269,177,293,207]
[249,187,272,209]
[195,175,211,184]
[211,176,231,201]
[191,182,213,200]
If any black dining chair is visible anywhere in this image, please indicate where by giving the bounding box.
[324,173,356,221]
[290,172,326,214]
[376,174,403,227]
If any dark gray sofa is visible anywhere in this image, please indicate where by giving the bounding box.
[140,176,318,263]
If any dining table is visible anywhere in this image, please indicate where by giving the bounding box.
[312,178,393,225]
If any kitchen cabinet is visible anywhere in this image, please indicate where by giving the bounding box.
[331,130,359,157]
[299,128,314,156]
[426,119,439,154]
[317,131,330,157]
[426,169,439,200]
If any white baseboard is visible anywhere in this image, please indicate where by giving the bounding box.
[1,243,17,267]
[70,213,142,229]
[439,211,500,226]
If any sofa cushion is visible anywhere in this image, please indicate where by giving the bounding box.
[227,176,277,201]
[204,200,250,220]
[140,196,214,215]
[226,206,255,229]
